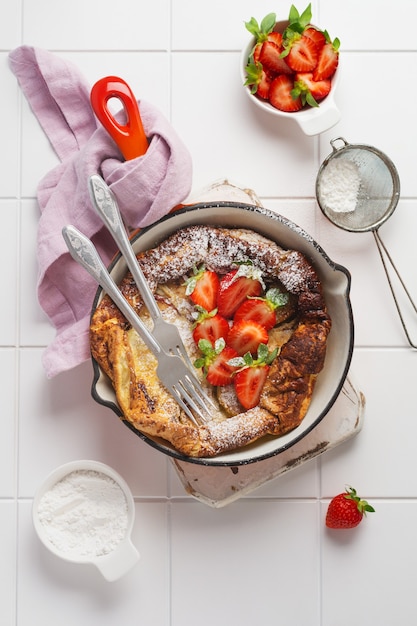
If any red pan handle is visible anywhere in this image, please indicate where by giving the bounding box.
[90,76,148,160]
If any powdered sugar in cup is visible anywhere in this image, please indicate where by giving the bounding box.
[33,460,140,581]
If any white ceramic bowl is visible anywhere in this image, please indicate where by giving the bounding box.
[91,202,354,467]
[33,460,139,581]
[240,20,341,136]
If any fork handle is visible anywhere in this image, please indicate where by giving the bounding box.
[62,225,161,357]
[88,175,162,322]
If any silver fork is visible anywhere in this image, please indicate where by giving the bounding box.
[88,174,193,368]
[62,224,212,425]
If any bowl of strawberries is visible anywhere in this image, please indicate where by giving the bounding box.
[241,4,341,136]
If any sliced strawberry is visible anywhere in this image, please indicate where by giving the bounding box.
[269,74,303,112]
[192,311,229,346]
[252,31,283,64]
[217,263,263,319]
[256,69,273,99]
[230,343,278,409]
[253,42,262,64]
[303,26,326,50]
[259,40,293,76]
[234,299,277,330]
[244,59,273,99]
[227,319,269,356]
[234,287,290,330]
[286,35,318,72]
[234,364,270,410]
[185,265,219,311]
[194,338,238,386]
[313,41,339,80]
[206,346,239,386]
[231,344,278,409]
[295,72,331,102]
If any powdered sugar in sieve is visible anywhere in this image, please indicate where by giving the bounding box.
[315,137,417,349]
[316,137,400,232]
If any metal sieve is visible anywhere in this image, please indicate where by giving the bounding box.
[316,137,417,348]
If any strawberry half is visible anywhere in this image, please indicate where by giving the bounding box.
[253,31,283,63]
[234,364,269,410]
[217,262,264,319]
[295,72,331,103]
[267,31,283,46]
[227,319,269,356]
[229,344,278,410]
[233,287,290,331]
[269,74,303,112]
[259,40,293,76]
[194,338,238,386]
[244,57,273,99]
[185,265,219,312]
[192,309,229,347]
[285,34,318,72]
[313,39,340,80]
[303,26,326,50]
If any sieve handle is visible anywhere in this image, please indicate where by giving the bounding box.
[373,231,417,348]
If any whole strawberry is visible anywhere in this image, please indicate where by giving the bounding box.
[325,486,375,529]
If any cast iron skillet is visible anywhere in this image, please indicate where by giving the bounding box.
[91,202,354,467]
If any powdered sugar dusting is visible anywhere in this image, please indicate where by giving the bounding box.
[136,226,312,298]
[203,408,276,453]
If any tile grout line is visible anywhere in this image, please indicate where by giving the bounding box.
[14,4,25,621]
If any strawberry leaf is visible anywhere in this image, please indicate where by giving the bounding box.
[297,3,313,29]
[197,338,214,355]
[245,13,276,43]
[260,12,277,34]
[288,5,301,23]
[193,356,206,369]
[243,351,254,365]
[257,343,269,361]
[323,30,341,51]
[287,3,312,32]
[244,60,263,93]
[292,80,319,108]
[283,4,314,52]
[344,486,376,515]
[254,343,278,366]
[213,337,226,353]
[227,355,247,368]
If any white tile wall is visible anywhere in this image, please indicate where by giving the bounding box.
[3,1,417,624]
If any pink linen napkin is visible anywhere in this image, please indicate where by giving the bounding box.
[9,46,193,378]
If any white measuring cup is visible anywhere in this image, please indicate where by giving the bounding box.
[33,460,140,581]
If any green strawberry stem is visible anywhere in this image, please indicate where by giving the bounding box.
[345,486,375,515]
